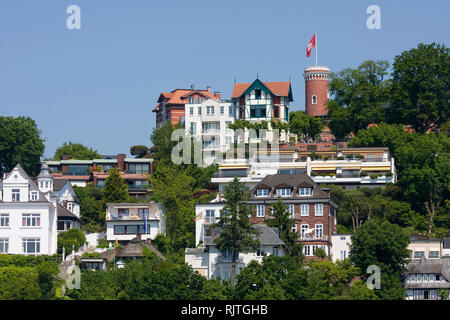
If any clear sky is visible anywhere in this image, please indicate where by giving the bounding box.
[0,0,449,158]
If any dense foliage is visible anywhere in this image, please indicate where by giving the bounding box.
[0,116,45,176]
[52,142,101,160]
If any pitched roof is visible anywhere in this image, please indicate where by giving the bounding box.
[206,224,285,247]
[153,88,218,112]
[250,173,331,201]
[405,259,450,289]
[57,203,80,222]
[232,80,292,99]
[53,179,69,191]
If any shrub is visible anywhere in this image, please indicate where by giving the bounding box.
[360,171,368,177]
[337,156,344,160]
[370,173,378,180]
[57,229,86,254]
[310,171,318,176]
[385,172,393,177]
[323,155,329,161]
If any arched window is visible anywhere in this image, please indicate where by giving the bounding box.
[312,95,317,104]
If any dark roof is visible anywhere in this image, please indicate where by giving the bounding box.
[100,238,165,261]
[405,259,450,289]
[410,233,442,242]
[53,179,69,191]
[57,203,80,222]
[251,173,331,201]
[206,224,285,247]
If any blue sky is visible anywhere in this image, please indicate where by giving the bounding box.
[0,0,449,158]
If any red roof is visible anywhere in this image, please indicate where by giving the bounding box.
[232,81,291,98]
[153,89,217,112]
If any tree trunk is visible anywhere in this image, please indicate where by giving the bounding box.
[425,200,436,236]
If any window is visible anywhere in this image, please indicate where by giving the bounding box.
[276,188,291,197]
[12,189,20,201]
[22,214,40,227]
[256,248,264,257]
[22,238,40,254]
[292,224,297,233]
[255,89,262,99]
[250,105,266,118]
[189,97,195,104]
[424,274,429,282]
[301,204,309,216]
[0,214,9,227]
[340,250,347,260]
[410,275,416,282]
[273,105,279,118]
[225,136,232,144]
[417,274,422,282]
[301,224,309,238]
[205,210,215,224]
[138,208,149,219]
[303,245,311,256]
[272,247,279,256]
[429,251,439,258]
[288,204,295,218]
[58,220,71,231]
[67,165,89,175]
[197,97,203,103]
[285,106,289,121]
[315,224,323,239]
[256,189,269,197]
[198,107,202,115]
[190,122,196,135]
[206,106,215,115]
[114,225,126,234]
[45,181,49,188]
[189,107,194,115]
[229,106,233,117]
[315,203,323,216]
[118,209,129,218]
[257,205,265,217]
[220,106,224,114]
[31,192,38,201]
[299,188,311,196]
[0,239,8,253]
[312,95,317,104]
[414,251,425,259]
[128,163,149,174]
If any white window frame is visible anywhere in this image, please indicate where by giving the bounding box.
[288,204,295,218]
[315,224,323,239]
[189,107,194,115]
[256,189,269,197]
[22,238,40,254]
[299,188,311,196]
[315,203,323,216]
[276,188,291,197]
[312,95,317,104]
[257,205,265,217]
[301,224,309,238]
[22,213,41,227]
[12,189,20,201]
[0,238,8,253]
[301,204,309,216]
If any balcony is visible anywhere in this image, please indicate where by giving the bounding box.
[212,171,249,178]
[217,255,244,263]
[64,171,91,176]
[299,235,329,242]
[107,213,157,221]
[124,170,150,174]
[128,185,151,191]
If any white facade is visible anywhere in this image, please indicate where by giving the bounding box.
[185,98,234,163]
[106,202,166,242]
[0,164,58,255]
[54,181,80,219]
[331,234,352,262]
[195,202,224,246]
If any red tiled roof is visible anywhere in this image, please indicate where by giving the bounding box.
[153,89,218,112]
[232,81,291,98]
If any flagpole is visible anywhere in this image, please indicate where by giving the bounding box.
[315,31,318,67]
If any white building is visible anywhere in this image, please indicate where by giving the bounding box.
[185,97,234,163]
[106,202,166,242]
[0,164,58,255]
[186,224,286,280]
[330,234,352,262]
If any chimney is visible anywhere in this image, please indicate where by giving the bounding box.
[206,86,211,92]
[214,92,221,100]
[117,154,126,170]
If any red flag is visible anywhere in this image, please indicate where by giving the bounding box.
[306,33,316,57]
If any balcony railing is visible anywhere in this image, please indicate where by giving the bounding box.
[124,170,150,174]
[107,213,157,221]
[299,235,329,241]
[64,171,91,176]
[212,172,249,178]
[217,255,244,263]
[128,185,151,191]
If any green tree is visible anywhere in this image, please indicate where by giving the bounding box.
[130,145,149,158]
[150,121,178,163]
[350,219,410,299]
[213,177,260,283]
[388,43,450,133]
[73,183,105,232]
[0,266,42,300]
[266,199,301,256]
[102,167,129,203]
[289,111,323,141]
[0,116,45,176]
[57,228,86,254]
[327,60,391,138]
[53,142,101,160]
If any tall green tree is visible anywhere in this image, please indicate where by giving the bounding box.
[53,142,101,160]
[266,199,302,256]
[350,219,410,300]
[73,183,105,232]
[388,43,450,133]
[102,167,129,203]
[0,116,45,176]
[130,145,149,158]
[213,177,260,283]
[327,60,391,138]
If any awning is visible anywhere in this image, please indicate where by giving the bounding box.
[361,166,391,171]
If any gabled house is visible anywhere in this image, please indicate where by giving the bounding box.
[185,224,286,280]
[0,164,58,255]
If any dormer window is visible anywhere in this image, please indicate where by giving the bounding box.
[275,188,291,197]
[256,189,269,197]
[12,189,20,202]
[30,192,38,201]
[299,188,312,196]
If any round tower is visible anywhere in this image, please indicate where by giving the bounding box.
[303,66,330,117]
[37,162,54,192]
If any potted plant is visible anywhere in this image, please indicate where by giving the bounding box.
[310,171,318,176]
[337,156,344,160]
[360,171,368,177]
[370,173,378,180]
